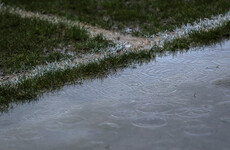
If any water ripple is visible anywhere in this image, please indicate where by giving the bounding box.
[176,105,212,119]
[132,117,167,129]
[136,103,174,114]
[183,120,212,136]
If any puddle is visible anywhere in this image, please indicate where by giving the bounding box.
[1,41,230,150]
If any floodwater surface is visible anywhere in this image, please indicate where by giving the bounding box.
[1,41,230,150]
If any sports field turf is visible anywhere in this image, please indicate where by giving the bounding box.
[2,0,230,36]
[1,0,230,111]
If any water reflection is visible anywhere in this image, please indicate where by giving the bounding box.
[0,40,230,150]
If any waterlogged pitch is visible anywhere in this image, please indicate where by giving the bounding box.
[1,1,230,149]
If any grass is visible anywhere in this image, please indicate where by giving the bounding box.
[1,21,230,112]
[162,22,230,52]
[2,0,230,36]
[1,1,230,112]
[0,50,154,112]
[0,11,113,74]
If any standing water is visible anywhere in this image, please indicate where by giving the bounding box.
[1,41,230,150]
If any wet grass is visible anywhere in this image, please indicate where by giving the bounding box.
[1,1,230,112]
[1,21,230,112]
[2,0,230,36]
[0,12,113,74]
[0,50,154,112]
[163,22,230,51]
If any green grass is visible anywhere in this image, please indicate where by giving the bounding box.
[0,50,154,112]
[1,0,230,112]
[162,22,230,52]
[1,21,230,112]
[2,0,230,36]
[0,12,113,74]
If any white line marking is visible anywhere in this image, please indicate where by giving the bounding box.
[1,3,230,86]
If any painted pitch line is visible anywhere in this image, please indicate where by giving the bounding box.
[1,3,230,86]
[2,3,230,50]
[2,4,230,50]
[0,3,155,50]
[0,46,128,86]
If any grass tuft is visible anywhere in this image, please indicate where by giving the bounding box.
[163,22,230,51]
